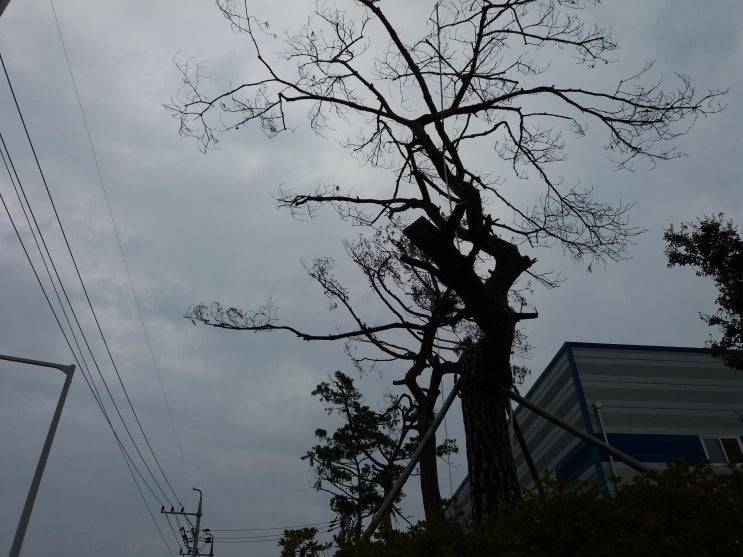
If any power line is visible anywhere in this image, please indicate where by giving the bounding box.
[209,520,342,546]
[163,509,186,553]
[0,50,181,555]
[213,537,284,544]
[49,0,195,491]
[1,130,176,506]
[1,133,94,378]
[1,137,176,523]
[0,136,117,420]
[209,518,339,532]
[0,46,181,506]
[0,170,175,556]
[117,434,177,557]
[0,142,177,508]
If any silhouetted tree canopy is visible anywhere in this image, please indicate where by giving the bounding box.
[303,371,416,539]
[340,463,743,557]
[665,215,743,371]
[173,0,724,524]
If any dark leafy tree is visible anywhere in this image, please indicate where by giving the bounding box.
[304,371,416,540]
[171,0,724,523]
[278,527,331,557]
[344,463,743,557]
[664,215,743,371]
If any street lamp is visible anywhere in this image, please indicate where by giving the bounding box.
[1,353,75,557]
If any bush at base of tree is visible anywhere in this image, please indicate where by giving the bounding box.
[336,463,743,557]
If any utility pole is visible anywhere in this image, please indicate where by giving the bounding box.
[190,488,203,557]
[162,488,213,556]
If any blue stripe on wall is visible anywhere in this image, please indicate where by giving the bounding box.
[554,433,707,480]
[555,441,594,480]
[565,346,609,495]
[602,433,707,463]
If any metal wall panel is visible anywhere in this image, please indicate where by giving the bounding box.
[512,350,583,490]
[573,346,743,443]
[451,343,743,514]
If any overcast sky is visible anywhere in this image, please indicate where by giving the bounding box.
[1,1,741,556]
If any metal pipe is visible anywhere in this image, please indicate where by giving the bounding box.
[361,380,460,542]
[512,412,543,496]
[498,387,651,474]
[6,357,76,557]
[0,354,75,375]
[363,380,650,544]
[594,402,619,483]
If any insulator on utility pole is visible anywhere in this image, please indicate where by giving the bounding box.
[160,489,209,556]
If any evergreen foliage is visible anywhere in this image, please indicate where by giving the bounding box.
[336,463,743,557]
[303,372,416,540]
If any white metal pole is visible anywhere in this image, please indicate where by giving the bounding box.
[0,0,11,18]
[2,355,75,557]
[501,387,651,474]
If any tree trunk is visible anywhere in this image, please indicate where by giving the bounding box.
[379,484,393,532]
[403,216,530,523]
[417,416,444,521]
[460,337,521,524]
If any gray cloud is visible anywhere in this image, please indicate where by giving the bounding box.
[1,1,741,556]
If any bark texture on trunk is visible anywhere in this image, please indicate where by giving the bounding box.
[403,216,532,524]
[417,416,444,521]
[379,484,393,532]
[460,337,521,524]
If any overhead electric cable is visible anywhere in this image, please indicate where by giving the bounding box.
[3,139,175,555]
[2,133,175,505]
[213,536,284,544]
[2,100,175,557]
[118,437,176,557]
[0,135,127,431]
[212,534,287,540]
[2,48,182,552]
[1,133,92,374]
[0,167,169,511]
[0,187,83,372]
[3,144,116,428]
[3,4,189,547]
[163,509,186,552]
[0,132,125,418]
[0,47,181,507]
[210,518,338,532]
[49,0,195,491]
[2,141,174,502]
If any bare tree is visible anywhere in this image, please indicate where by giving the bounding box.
[170,0,723,524]
[187,227,473,521]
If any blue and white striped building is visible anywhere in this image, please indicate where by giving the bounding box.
[453,342,743,514]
